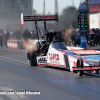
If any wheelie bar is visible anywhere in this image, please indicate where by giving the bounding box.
[72,66,100,73]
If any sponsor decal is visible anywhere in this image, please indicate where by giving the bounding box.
[49,53,59,60]
[73,62,77,66]
[72,50,100,55]
[38,57,47,63]
[81,37,87,42]
[68,47,74,50]
[49,60,60,65]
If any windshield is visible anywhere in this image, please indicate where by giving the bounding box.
[52,42,67,50]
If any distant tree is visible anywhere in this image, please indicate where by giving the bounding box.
[46,6,78,30]
[80,0,89,11]
[81,0,88,6]
[80,0,89,10]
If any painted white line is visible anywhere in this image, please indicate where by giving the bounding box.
[0,52,26,58]
[0,56,28,65]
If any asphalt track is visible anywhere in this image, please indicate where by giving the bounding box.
[0,48,100,100]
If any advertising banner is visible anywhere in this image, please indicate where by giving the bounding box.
[80,36,87,47]
[89,0,100,4]
[89,0,100,12]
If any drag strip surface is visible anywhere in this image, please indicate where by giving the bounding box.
[0,48,100,100]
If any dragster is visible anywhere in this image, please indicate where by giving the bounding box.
[22,14,100,76]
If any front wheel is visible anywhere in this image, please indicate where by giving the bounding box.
[95,70,99,74]
[77,71,83,76]
[77,57,83,76]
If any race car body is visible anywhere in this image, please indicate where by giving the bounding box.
[23,14,100,76]
[67,46,85,50]
[36,41,99,76]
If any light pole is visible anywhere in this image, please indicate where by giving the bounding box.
[81,0,82,4]
[55,0,58,15]
[72,0,74,6]
[43,0,45,16]
[87,0,89,11]
[2,0,4,18]
[32,0,34,16]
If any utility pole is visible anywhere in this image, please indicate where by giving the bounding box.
[87,0,89,11]
[2,0,4,18]
[32,0,34,16]
[81,0,82,4]
[43,0,45,16]
[55,0,58,15]
[72,0,74,6]
[55,0,58,25]
[43,0,46,38]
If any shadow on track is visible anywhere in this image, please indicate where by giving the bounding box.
[44,66,100,78]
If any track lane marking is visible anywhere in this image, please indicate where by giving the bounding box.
[0,55,28,65]
[0,52,26,59]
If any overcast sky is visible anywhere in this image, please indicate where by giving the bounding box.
[33,0,85,14]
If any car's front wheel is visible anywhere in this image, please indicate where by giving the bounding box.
[95,70,99,74]
[77,57,83,76]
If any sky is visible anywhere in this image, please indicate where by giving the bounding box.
[33,0,85,15]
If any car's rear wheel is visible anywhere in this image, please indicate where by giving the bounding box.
[27,53,37,66]
[77,57,83,76]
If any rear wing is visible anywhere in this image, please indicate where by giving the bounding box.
[21,13,58,45]
[21,13,58,25]
[23,15,58,21]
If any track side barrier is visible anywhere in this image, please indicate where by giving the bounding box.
[7,40,24,49]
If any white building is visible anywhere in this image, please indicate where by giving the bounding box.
[89,0,100,29]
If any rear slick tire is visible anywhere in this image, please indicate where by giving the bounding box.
[27,53,37,66]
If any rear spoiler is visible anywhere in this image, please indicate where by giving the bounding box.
[23,15,58,21]
[71,50,100,55]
